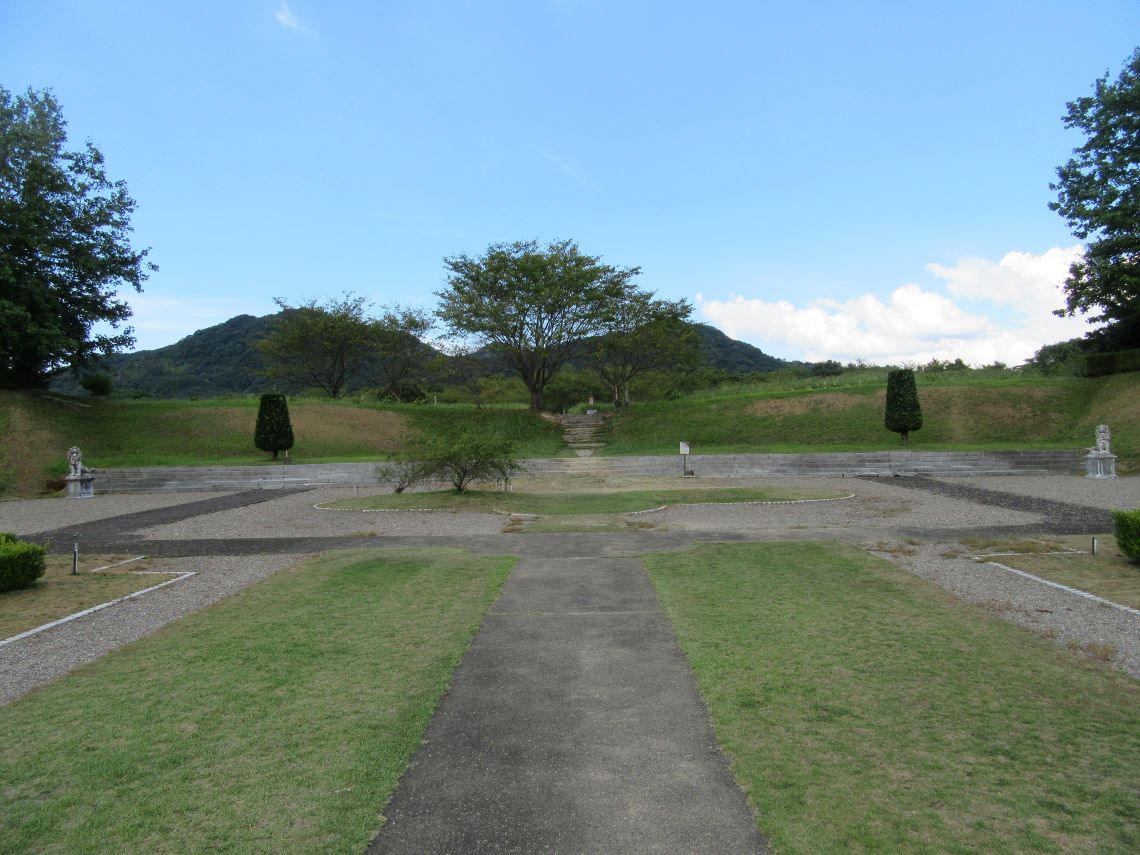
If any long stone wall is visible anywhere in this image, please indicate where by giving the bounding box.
[93,449,1085,494]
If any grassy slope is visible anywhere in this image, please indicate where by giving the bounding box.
[0,394,565,497]
[605,373,1140,466]
[646,542,1139,853]
[2,372,1137,498]
[0,548,514,853]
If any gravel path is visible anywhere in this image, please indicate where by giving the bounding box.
[1,475,1137,705]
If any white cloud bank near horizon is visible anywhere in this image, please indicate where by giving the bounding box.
[697,246,1097,366]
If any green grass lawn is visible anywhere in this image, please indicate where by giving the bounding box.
[0,548,514,854]
[325,485,847,514]
[645,541,1139,854]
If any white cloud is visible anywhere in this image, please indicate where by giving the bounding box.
[274,1,302,30]
[696,246,1097,366]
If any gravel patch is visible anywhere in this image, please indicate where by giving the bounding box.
[0,552,305,704]
[659,476,1042,532]
[136,488,507,540]
[0,492,234,536]
[942,474,1140,511]
[871,542,1140,679]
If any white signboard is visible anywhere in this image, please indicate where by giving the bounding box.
[679,442,690,455]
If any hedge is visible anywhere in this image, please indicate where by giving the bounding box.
[1115,509,1140,562]
[0,535,46,593]
[1084,349,1140,377]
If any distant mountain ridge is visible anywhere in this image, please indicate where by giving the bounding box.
[52,313,787,398]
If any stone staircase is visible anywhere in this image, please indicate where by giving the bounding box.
[558,412,608,457]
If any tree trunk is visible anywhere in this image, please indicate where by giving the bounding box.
[900,430,909,444]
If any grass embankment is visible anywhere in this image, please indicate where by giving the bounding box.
[0,392,564,497]
[645,542,1139,853]
[0,555,177,640]
[326,485,845,514]
[606,373,1140,466]
[0,548,513,853]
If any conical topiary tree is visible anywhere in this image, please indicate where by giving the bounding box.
[254,393,295,460]
[885,369,922,444]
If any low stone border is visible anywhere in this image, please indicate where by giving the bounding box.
[0,570,196,647]
[625,492,857,516]
[312,502,435,513]
[972,556,1140,617]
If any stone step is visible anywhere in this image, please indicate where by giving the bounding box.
[93,450,1086,493]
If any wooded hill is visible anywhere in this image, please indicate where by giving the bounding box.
[50,313,787,399]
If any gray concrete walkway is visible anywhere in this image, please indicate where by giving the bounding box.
[367,549,769,854]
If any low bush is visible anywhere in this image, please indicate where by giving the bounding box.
[0,535,46,593]
[1114,509,1140,562]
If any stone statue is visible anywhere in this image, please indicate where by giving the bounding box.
[65,446,95,497]
[67,446,86,476]
[1086,424,1117,479]
[1095,424,1111,454]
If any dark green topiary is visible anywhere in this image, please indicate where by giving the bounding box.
[1114,509,1140,562]
[0,536,46,593]
[885,369,923,444]
[254,393,295,460]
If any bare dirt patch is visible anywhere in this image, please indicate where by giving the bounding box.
[289,407,409,451]
[746,392,882,417]
[921,387,1063,442]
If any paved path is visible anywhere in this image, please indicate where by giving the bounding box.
[368,548,769,854]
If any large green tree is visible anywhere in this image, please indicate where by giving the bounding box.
[257,294,374,398]
[590,292,698,407]
[0,87,155,388]
[437,239,639,411]
[1049,48,1140,348]
[372,305,434,401]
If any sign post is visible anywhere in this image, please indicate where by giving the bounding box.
[679,442,691,477]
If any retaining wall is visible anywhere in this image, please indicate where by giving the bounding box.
[93,449,1085,494]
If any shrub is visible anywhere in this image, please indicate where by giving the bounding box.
[885,368,923,444]
[412,430,523,492]
[1114,509,1140,562]
[375,458,427,494]
[811,360,843,377]
[80,372,114,396]
[0,536,46,593]
[254,393,295,460]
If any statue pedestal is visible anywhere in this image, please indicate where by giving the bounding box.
[1085,452,1117,479]
[65,474,95,498]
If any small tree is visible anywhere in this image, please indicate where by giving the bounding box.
[254,393,294,460]
[413,430,522,492]
[885,369,922,444]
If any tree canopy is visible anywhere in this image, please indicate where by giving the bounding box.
[590,292,698,407]
[1049,48,1140,349]
[437,239,639,411]
[257,294,375,398]
[1,86,154,388]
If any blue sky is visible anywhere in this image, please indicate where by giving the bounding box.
[3,1,1138,364]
